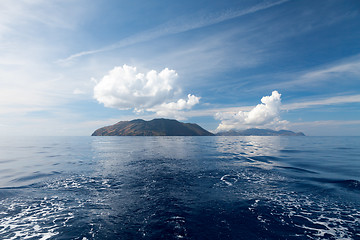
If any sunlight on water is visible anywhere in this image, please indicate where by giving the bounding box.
[0,136,359,239]
[0,196,72,239]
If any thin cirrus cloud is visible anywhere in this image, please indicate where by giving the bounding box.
[59,0,288,63]
[93,65,200,119]
[0,0,82,36]
[263,57,360,90]
[282,94,360,110]
[215,91,288,132]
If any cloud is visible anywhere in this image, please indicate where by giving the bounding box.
[93,65,200,118]
[215,91,288,131]
[164,93,360,120]
[283,94,360,110]
[288,120,360,136]
[59,0,288,62]
[73,89,86,95]
[148,94,200,120]
[263,56,360,90]
[0,0,82,37]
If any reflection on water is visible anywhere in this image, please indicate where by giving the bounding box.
[216,136,282,157]
[215,136,282,169]
[0,136,359,239]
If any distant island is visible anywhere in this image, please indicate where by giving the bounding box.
[92,118,305,136]
[216,128,305,136]
[92,118,214,136]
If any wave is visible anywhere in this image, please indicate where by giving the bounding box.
[309,177,360,191]
[279,149,303,153]
[247,156,282,163]
[332,179,360,191]
[276,166,318,174]
[11,172,60,183]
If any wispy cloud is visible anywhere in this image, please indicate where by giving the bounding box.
[0,0,82,37]
[0,0,92,115]
[181,106,254,118]
[283,94,360,110]
[264,56,360,90]
[291,120,360,127]
[59,0,288,63]
[288,120,360,136]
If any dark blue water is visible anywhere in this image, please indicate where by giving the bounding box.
[0,136,359,239]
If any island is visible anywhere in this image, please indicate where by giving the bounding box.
[91,118,215,136]
[92,118,305,136]
[216,128,305,136]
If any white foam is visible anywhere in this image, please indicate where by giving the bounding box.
[0,196,74,239]
[217,169,359,239]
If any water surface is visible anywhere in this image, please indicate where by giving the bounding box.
[0,136,359,239]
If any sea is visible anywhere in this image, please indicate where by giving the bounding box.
[0,136,359,240]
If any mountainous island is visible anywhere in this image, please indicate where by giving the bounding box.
[216,128,305,136]
[92,118,214,136]
[92,118,305,136]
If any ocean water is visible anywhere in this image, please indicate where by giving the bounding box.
[0,136,359,240]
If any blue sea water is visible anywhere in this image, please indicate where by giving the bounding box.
[0,136,359,240]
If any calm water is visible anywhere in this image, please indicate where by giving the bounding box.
[0,136,359,239]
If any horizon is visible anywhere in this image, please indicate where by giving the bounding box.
[1,0,360,136]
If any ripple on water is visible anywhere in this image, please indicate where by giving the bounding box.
[308,178,360,192]
[0,175,116,240]
[0,196,73,240]
[216,168,360,239]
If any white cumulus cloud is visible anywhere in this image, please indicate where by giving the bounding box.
[93,65,200,118]
[215,91,288,131]
[148,94,200,120]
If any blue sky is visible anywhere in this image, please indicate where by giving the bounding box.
[1,0,360,136]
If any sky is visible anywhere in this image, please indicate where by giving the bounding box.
[1,0,360,136]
